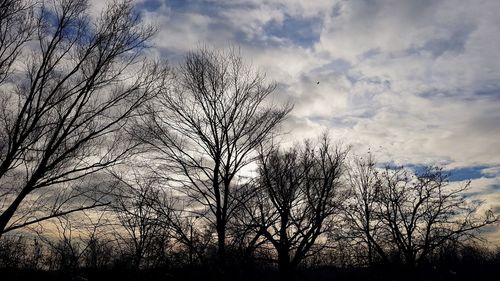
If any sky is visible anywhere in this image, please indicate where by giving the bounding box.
[90,0,500,241]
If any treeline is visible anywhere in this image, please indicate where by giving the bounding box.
[2,230,500,281]
[0,1,498,280]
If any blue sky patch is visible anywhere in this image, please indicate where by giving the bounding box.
[447,166,492,181]
[384,164,497,182]
[263,15,322,48]
[137,0,163,12]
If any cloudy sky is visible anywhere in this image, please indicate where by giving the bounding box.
[93,0,500,240]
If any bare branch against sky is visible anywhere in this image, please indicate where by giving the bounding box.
[0,0,167,236]
[134,47,292,265]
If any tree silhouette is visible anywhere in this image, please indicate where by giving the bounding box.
[0,0,166,236]
[344,160,498,269]
[245,136,347,280]
[342,154,389,265]
[377,166,497,269]
[134,47,292,266]
[111,171,165,269]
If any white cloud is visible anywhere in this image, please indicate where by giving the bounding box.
[125,0,500,171]
[307,0,500,168]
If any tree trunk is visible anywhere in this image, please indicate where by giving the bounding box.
[367,237,373,265]
[405,252,418,281]
[0,189,29,237]
[216,223,226,267]
[278,250,294,281]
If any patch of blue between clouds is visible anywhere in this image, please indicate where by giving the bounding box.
[475,83,500,100]
[136,0,163,11]
[42,6,94,43]
[262,15,322,48]
[383,164,498,182]
[447,166,493,181]
[405,164,496,182]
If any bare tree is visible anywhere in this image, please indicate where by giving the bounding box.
[0,0,166,236]
[374,166,497,269]
[345,160,498,269]
[111,171,166,269]
[43,216,87,271]
[0,235,43,270]
[150,193,212,266]
[246,136,347,280]
[341,153,389,265]
[227,183,268,263]
[135,47,292,265]
[0,0,36,85]
[81,214,115,270]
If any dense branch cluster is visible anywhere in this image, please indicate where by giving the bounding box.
[342,155,496,269]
